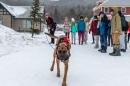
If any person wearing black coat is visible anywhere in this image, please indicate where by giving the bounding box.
[107,20,113,46]
[118,11,128,52]
[45,14,56,44]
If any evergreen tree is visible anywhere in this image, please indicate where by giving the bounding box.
[30,0,41,37]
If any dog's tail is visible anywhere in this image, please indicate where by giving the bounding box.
[45,32,58,39]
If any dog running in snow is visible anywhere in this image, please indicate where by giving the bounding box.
[45,33,71,86]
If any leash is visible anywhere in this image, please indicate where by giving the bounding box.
[45,33,55,50]
[44,25,55,50]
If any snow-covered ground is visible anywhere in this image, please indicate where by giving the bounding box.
[0,24,130,86]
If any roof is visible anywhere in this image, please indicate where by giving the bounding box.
[101,0,130,7]
[0,1,44,18]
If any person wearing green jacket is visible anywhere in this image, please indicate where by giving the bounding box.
[109,8,122,56]
[71,18,77,44]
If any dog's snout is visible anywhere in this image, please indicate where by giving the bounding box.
[58,50,62,54]
[62,51,67,54]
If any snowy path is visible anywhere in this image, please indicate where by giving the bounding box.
[0,43,130,86]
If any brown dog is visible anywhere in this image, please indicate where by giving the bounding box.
[46,33,71,86]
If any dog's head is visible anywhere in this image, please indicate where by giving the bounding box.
[56,43,70,62]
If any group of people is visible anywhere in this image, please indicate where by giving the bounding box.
[45,7,130,56]
[63,16,88,45]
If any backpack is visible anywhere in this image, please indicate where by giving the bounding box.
[120,16,129,31]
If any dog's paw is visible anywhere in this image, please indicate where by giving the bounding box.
[57,73,60,77]
[62,82,67,86]
[50,67,54,71]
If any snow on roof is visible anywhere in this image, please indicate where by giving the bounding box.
[0,1,44,18]
[9,6,27,17]
[101,0,130,7]
[0,1,17,16]
[14,6,44,18]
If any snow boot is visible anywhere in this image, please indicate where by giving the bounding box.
[110,48,121,56]
[94,43,99,49]
[109,48,116,55]
[101,49,106,53]
[121,49,126,52]
[101,46,107,53]
[98,45,104,52]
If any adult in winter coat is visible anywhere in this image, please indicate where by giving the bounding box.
[71,18,77,44]
[64,17,70,39]
[118,11,128,52]
[77,16,86,45]
[98,12,109,53]
[45,13,56,44]
[109,8,122,56]
[89,15,99,48]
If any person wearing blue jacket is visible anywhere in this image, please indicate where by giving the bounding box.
[77,16,86,45]
[98,12,109,53]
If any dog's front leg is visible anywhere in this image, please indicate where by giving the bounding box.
[62,60,69,86]
[50,49,56,71]
[56,58,60,77]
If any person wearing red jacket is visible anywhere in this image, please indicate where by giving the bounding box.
[89,15,99,48]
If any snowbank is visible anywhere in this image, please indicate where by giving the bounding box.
[0,24,47,57]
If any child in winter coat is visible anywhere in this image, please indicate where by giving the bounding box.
[89,15,99,48]
[71,18,77,44]
[77,16,86,45]
[64,17,70,39]
[84,17,89,44]
[89,17,95,44]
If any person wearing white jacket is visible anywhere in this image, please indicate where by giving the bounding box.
[84,17,89,44]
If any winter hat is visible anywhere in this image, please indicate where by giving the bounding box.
[45,13,49,16]
[71,18,75,22]
[84,17,88,22]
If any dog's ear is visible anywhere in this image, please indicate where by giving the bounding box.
[68,45,71,50]
[56,38,64,46]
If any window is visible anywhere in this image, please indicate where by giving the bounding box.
[0,9,3,11]
[0,12,3,15]
[22,20,31,30]
[0,16,3,24]
[104,7,109,13]
[26,20,31,29]
[121,7,126,13]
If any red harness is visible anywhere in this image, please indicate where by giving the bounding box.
[63,36,70,45]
